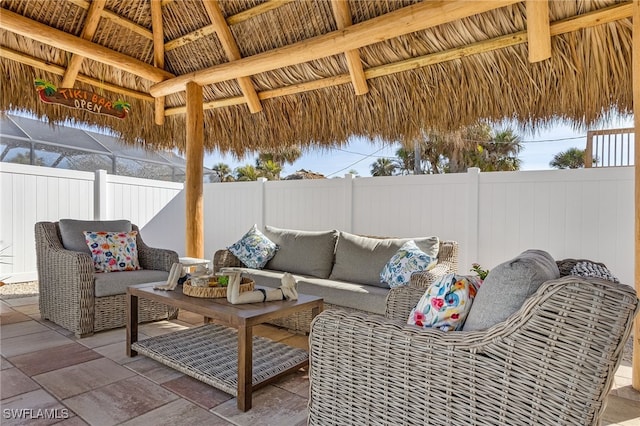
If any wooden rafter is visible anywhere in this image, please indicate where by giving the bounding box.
[165,0,294,53]
[0,46,153,101]
[61,0,106,88]
[331,0,368,96]
[151,0,166,125]
[66,0,153,40]
[163,1,632,116]
[150,0,521,97]
[202,0,262,113]
[526,0,552,62]
[0,9,173,82]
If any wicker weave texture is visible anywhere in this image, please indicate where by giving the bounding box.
[132,323,309,395]
[308,276,639,426]
[35,221,179,337]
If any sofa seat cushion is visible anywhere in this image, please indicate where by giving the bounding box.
[330,232,439,287]
[238,268,389,315]
[59,219,132,254]
[462,249,560,331]
[263,226,338,278]
[94,269,170,297]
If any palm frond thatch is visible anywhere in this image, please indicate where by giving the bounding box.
[0,0,633,155]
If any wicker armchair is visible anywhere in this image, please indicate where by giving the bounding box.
[309,276,638,426]
[35,221,179,337]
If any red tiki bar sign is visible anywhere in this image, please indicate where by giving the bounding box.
[35,79,130,119]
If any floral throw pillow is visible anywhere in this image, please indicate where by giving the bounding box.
[228,225,278,269]
[380,240,437,288]
[84,231,141,273]
[407,273,483,331]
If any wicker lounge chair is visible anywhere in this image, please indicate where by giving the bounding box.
[309,276,638,425]
[35,221,179,337]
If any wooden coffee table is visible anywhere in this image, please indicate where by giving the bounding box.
[126,282,323,411]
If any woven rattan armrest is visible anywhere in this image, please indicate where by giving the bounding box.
[213,249,244,272]
[384,285,426,321]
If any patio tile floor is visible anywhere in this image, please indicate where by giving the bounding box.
[1,297,639,425]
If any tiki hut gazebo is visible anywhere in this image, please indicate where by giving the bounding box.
[1,0,639,386]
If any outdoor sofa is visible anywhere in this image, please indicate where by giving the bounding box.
[35,220,179,337]
[307,251,639,425]
[213,225,458,333]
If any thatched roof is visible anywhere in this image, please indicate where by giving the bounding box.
[0,0,634,156]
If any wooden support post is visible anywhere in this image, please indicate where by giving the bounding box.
[151,0,166,125]
[526,0,552,62]
[185,82,204,258]
[331,0,368,95]
[632,0,640,391]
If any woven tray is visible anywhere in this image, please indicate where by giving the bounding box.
[183,277,254,298]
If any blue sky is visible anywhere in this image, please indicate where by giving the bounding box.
[203,115,635,177]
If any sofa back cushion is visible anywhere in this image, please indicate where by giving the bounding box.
[263,226,338,278]
[59,219,132,254]
[462,249,560,331]
[329,232,439,287]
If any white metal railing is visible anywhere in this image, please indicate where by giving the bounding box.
[585,128,635,167]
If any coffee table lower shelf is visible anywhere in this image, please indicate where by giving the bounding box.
[131,323,309,396]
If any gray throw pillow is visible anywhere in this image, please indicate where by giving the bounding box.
[263,226,338,278]
[59,219,132,254]
[329,232,439,287]
[462,249,560,331]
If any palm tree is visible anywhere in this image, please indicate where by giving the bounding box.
[235,165,260,181]
[550,147,588,169]
[394,147,415,175]
[258,146,302,166]
[211,162,234,182]
[257,159,282,180]
[370,158,397,176]
[414,123,522,173]
[473,128,522,172]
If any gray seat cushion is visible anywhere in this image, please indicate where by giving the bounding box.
[239,268,389,315]
[329,232,439,287]
[94,269,169,297]
[263,226,338,278]
[59,219,132,254]
[463,249,560,331]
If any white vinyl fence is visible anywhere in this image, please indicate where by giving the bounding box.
[2,163,634,285]
[0,163,182,282]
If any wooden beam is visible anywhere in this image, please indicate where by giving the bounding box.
[66,0,153,40]
[202,0,262,113]
[162,1,633,116]
[150,0,520,97]
[185,82,204,259]
[632,0,640,392]
[151,0,166,125]
[165,0,294,52]
[61,0,106,88]
[331,0,368,95]
[226,0,295,25]
[0,9,173,83]
[0,46,154,102]
[526,0,552,62]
